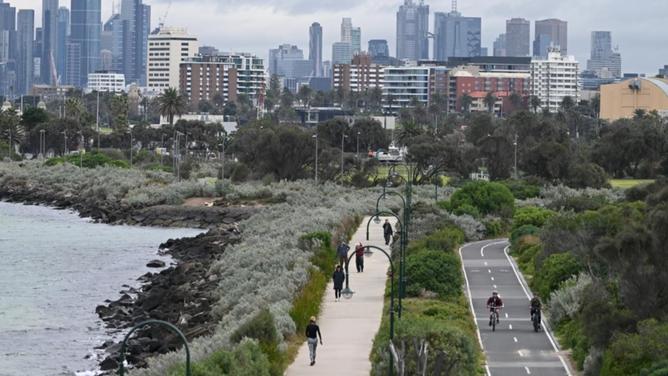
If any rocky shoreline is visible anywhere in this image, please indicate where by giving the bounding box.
[0,187,257,373]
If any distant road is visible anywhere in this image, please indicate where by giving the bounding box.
[459,240,572,376]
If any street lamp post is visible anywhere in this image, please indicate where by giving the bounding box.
[39,129,46,158]
[340,133,348,178]
[129,128,133,168]
[313,133,319,185]
[366,210,404,318]
[62,130,68,156]
[513,133,518,180]
[356,131,361,160]
[341,245,396,376]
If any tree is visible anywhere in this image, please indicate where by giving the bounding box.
[157,88,187,126]
[560,96,575,111]
[110,95,129,131]
[530,96,542,113]
[296,85,312,107]
[483,92,497,114]
[460,94,473,113]
[509,92,522,113]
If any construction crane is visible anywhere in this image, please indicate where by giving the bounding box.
[158,0,172,28]
[452,0,458,12]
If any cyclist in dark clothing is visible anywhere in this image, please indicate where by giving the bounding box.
[530,296,542,329]
[487,290,504,326]
[383,220,393,245]
[305,316,323,366]
[332,265,345,302]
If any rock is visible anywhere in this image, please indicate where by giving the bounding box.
[99,356,119,371]
[146,260,166,268]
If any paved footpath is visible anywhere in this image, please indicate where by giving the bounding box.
[460,239,573,376]
[285,216,393,376]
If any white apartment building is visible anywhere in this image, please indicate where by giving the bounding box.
[86,71,126,93]
[382,66,448,112]
[147,27,198,91]
[531,50,580,112]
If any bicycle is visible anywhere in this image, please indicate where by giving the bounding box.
[488,305,502,331]
[531,308,541,332]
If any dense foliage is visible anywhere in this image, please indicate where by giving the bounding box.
[441,180,515,218]
[509,180,668,375]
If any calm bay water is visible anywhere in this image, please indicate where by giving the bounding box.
[0,202,203,376]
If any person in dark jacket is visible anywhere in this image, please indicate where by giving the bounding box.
[354,242,365,272]
[305,316,323,366]
[336,241,350,267]
[332,265,345,302]
[383,219,393,245]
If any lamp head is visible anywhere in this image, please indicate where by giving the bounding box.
[373,216,381,224]
[342,287,354,299]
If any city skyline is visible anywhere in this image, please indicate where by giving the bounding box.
[14,0,668,74]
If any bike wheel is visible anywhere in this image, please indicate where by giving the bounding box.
[492,315,496,331]
[533,317,539,332]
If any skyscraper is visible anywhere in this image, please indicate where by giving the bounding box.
[268,44,311,79]
[587,31,621,78]
[493,33,506,57]
[41,0,59,85]
[396,0,429,60]
[0,1,16,62]
[118,0,151,85]
[533,19,567,57]
[146,26,198,90]
[56,7,69,82]
[368,39,389,58]
[70,0,101,87]
[433,10,481,60]
[332,42,352,65]
[351,27,361,55]
[341,17,352,43]
[17,9,34,95]
[505,18,530,57]
[309,22,322,77]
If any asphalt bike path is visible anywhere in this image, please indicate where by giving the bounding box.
[459,239,573,376]
[285,216,394,376]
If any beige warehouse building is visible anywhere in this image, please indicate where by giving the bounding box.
[600,77,668,120]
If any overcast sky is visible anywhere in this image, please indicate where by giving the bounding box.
[17,0,668,74]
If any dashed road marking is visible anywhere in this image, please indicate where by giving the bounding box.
[509,324,513,330]
[513,337,518,343]
[491,277,495,281]
[488,269,492,273]
[525,366,531,374]
[505,313,509,318]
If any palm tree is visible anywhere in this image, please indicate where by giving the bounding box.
[483,92,497,114]
[460,94,473,113]
[509,92,522,112]
[530,96,541,113]
[158,88,187,126]
[560,96,575,111]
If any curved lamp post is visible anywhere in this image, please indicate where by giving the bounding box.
[342,245,396,376]
[366,211,404,318]
[118,320,191,376]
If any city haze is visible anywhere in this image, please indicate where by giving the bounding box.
[16,0,668,74]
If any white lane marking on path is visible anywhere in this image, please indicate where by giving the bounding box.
[485,365,491,376]
[459,245,485,350]
[493,284,497,289]
[505,313,509,318]
[488,269,492,273]
[518,350,526,357]
[491,277,495,281]
[513,337,518,343]
[503,245,574,376]
[480,240,506,257]
[484,261,488,266]
[525,366,531,374]
[509,324,513,330]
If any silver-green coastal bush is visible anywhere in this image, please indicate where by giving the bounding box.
[545,273,593,324]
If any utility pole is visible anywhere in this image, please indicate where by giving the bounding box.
[129,128,133,168]
[313,133,319,185]
[513,133,518,180]
[63,130,68,156]
[96,91,100,150]
[341,133,347,178]
[39,130,46,158]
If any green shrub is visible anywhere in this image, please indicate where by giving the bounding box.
[501,179,541,199]
[483,218,505,237]
[567,163,610,189]
[231,162,250,182]
[512,206,556,230]
[533,252,582,300]
[453,203,481,217]
[168,339,271,376]
[641,360,668,376]
[407,226,465,255]
[231,309,278,345]
[448,181,515,217]
[405,249,463,299]
[44,151,129,169]
[557,319,589,370]
[510,224,540,245]
[600,319,668,376]
[372,314,479,376]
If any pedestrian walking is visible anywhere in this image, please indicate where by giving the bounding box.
[383,219,394,245]
[354,242,365,272]
[336,240,350,267]
[305,316,323,366]
[332,265,345,301]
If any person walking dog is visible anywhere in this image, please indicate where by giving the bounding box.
[305,316,323,366]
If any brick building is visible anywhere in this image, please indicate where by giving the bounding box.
[333,53,384,93]
[179,55,238,108]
